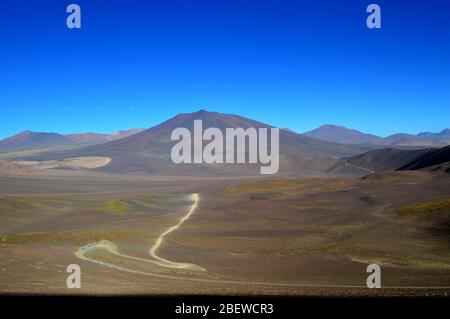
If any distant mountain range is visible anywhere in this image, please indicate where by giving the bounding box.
[1,110,448,176]
[6,110,367,175]
[0,129,144,152]
[417,129,450,141]
[2,120,447,154]
[303,125,449,146]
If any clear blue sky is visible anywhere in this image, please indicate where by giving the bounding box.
[0,0,449,139]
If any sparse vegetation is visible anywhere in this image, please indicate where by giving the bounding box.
[0,195,81,213]
[396,199,450,218]
[396,199,450,238]
[224,178,320,195]
[98,199,130,214]
[0,229,152,246]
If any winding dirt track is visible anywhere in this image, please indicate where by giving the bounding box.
[148,193,204,271]
[75,193,450,290]
[344,160,375,174]
[76,193,204,271]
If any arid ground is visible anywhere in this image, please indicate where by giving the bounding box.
[1,169,449,296]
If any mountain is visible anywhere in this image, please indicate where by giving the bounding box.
[418,129,450,143]
[0,129,144,153]
[303,125,383,145]
[383,133,444,147]
[16,110,367,176]
[0,131,72,152]
[303,125,447,147]
[330,145,450,173]
[65,133,111,144]
[65,129,144,144]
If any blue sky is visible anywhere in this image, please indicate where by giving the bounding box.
[0,0,449,139]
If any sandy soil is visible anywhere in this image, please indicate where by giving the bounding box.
[15,156,111,170]
[0,160,30,176]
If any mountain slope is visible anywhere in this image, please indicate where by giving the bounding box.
[398,145,450,170]
[330,146,450,174]
[344,148,433,172]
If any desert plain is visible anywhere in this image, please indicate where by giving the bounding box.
[0,166,449,296]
